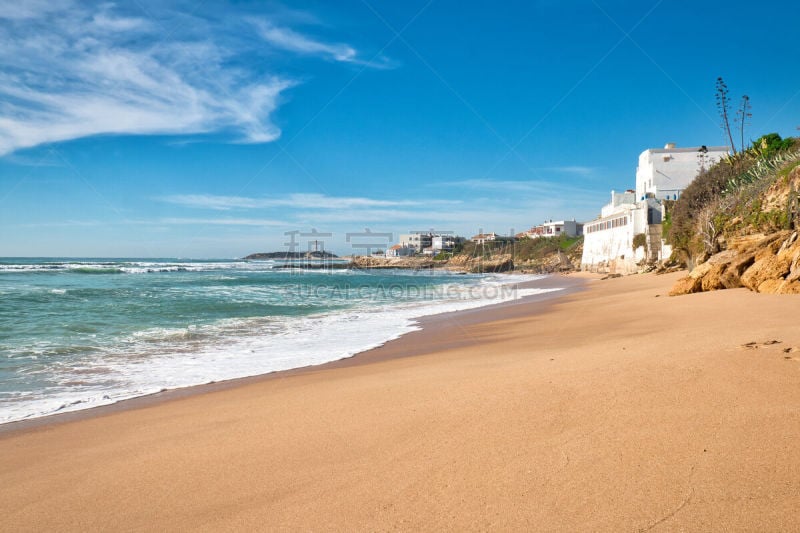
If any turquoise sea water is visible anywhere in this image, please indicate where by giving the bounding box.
[0,258,556,423]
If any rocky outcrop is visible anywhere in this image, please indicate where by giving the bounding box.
[443,254,514,273]
[245,251,337,260]
[348,254,514,273]
[350,256,435,270]
[515,250,577,273]
[670,231,800,295]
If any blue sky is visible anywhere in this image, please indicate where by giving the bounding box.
[1,0,799,257]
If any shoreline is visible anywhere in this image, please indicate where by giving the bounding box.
[0,272,588,435]
[5,270,799,530]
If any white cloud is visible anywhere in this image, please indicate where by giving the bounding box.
[255,21,357,62]
[157,193,460,210]
[0,0,71,20]
[91,13,148,32]
[252,19,393,68]
[442,179,543,192]
[158,217,286,226]
[546,165,597,176]
[435,178,601,199]
[0,2,374,156]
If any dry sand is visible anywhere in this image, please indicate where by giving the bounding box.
[2,271,800,531]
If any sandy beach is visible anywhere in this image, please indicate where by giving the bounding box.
[2,271,800,531]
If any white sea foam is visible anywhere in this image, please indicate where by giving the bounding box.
[0,274,560,424]
[0,260,280,274]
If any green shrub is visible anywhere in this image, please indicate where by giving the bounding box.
[752,133,794,159]
[667,136,800,264]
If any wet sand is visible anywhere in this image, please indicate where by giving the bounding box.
[2,271,800,531]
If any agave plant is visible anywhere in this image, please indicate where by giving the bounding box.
[723,149,800,195]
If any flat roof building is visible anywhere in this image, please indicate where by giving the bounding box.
[635,143,729,201]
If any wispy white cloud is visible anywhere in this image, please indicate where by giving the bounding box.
[427,178,606,219]
[155,188,601,235]
[91,12,149,32]
[157,193,460,210]
[252,20,392,68]
[294,208,434,223]
[0,2,377,156]
[545,165,598,176]
[434,178,601,198]
[158,217,286,226]
[0,0,71,20]
[440,179,544,192]
[9,217,287,228]
[255,21,356,62]
[10,219,104,228]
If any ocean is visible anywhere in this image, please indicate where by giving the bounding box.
[0,258,559,424]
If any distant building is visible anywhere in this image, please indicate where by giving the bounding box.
[385,244,415,258]
[432,235,465,252]
[541,219,583,238]
[398,233,431,252]
[399,231,462,253]
[635,143,729,201]
[471,232,498,244]
[517,220,583,239]
[519,226,545,239]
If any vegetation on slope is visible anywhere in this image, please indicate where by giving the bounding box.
[452,234,583,273]
[667,133,800,268]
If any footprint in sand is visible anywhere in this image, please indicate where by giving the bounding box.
[740,340,782,350]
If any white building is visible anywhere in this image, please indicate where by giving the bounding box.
[581,191,667,274]
[541,219,583,238]
[385,244,415,258]
[470,232,498,244]
[582,142,728,273]
[432,235,464,252]
[635,143,729,201]
[398,233,432,252]
[399,232,463,253]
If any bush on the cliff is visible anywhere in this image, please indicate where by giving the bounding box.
[753,133,795,159]
[668,155,749,264]
[667,134,799,267]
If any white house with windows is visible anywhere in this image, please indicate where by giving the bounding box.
[398,233,431,252]
[398,232,463,253]
[582,191,667,273]
[518,220,583,239]
[541,219,583,238]
[582,142,727,273]
[635,143,729,201]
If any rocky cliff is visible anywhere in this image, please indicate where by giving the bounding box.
[671,162,800,295]
[670,230,800,295]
